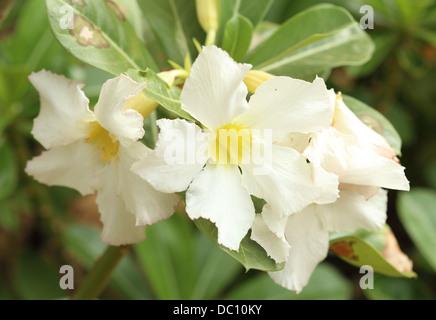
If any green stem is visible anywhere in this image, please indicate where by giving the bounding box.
[73,245,129,300]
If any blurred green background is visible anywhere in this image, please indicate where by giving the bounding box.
[0,0,435,300]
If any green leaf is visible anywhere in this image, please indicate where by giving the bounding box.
[0,200,19,231]
[125,68,194,121]
[217,0,273,46]
[189,232,242,299]
[397,188,436,272]
[347,32,399,78]
[138,0,205,66]
[14,251,65,300]
[134,212,242,299]
[46,0,158,75]
[134,212,196,300]
[246,4,374,80]
[0,144,17,199]
[222,14,253,62]
[329,231,417,278]
[342,95,403,156]
[364,274,435,300]
[63,223,151,299]
[225,263,352,300]
[194,218,284,272]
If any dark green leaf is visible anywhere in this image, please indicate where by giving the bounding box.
[194,218,284,272]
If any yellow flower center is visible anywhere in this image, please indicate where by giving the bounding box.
[210,124,252,165]
[85,122,119,162]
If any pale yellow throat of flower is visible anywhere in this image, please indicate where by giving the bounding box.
[209,124,252,165]
[85,122,120,163]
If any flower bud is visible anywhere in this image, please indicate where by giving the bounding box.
[243,70,275,94]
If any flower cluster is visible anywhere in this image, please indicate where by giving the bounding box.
[26,46,409,292]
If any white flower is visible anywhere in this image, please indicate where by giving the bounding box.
[25,70,179,246]
[132,46,335,251]
[251,92,410,292]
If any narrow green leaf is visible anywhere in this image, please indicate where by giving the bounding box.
[222,14,253,62]
[46,0,158,75]
[329,232,416,278]
[194,218,284,272]
[138,0,205,65]
[397,188,436,272]
[246,4,374,80]
[342,95,403,156]
[225,263,352,300]
[125,68,194,121]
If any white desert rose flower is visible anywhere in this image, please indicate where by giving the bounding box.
[26,70,179,246]
[132,45,337,251]
[251,91,410,292]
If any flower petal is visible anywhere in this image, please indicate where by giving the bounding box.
[131,119,209,193]
[186,164,255,251]
[235,76,332,141]
[342,147,410,191]
[94,74,146,147]
[316,189,388,232]
[25,141,102,195]
[119,143,180,226]
[28,70,94,149]
[180,46,252,130]
[304,127,352,177]
[268,206,329,293]
[96,163,145,245]
[251,209,290,263]
[334,98,397,160]
[310,163,339,205]
[241,144,322,215]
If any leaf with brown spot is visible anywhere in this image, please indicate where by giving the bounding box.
[69,14,110,48]
[329,226,416,278]
[46,0,157,75]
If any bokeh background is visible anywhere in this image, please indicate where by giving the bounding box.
[0,0,435,300]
